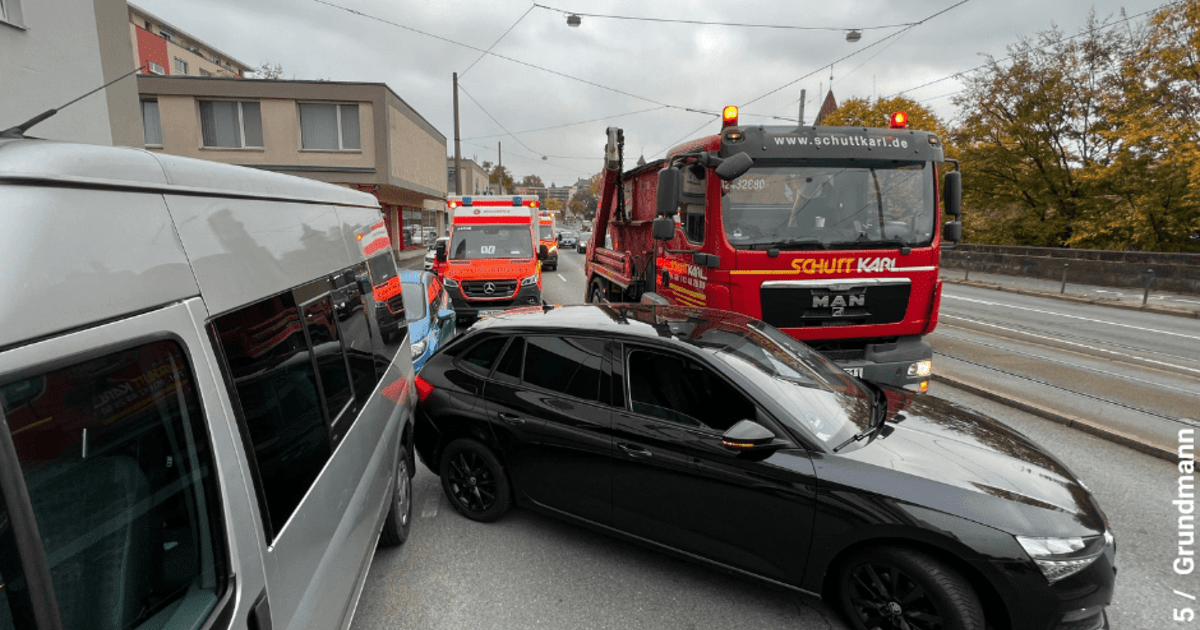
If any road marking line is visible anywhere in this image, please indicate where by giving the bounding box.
[557,274,566,282]
[421,491,440,518]
[943,294,1200,341]
[942,314,1200,376]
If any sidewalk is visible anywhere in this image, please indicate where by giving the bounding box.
[940,268,1200,319]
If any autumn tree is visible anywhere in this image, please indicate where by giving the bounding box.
[823,96,952,144]
[480,161,515,194]
[520,174,544,188]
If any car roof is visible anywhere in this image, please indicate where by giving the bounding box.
[471,304,766,351]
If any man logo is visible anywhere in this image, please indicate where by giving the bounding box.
[813,293,864,317]
[484,282,496,294]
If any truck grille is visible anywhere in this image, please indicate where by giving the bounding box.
[760,282,910,328]
[462,279,518,299]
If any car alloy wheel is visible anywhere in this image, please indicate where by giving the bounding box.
[838,547,984,630]
[440,438,512,522]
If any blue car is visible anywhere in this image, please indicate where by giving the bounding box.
[401,270,456,371]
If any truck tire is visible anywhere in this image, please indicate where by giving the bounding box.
[588,279,606,304]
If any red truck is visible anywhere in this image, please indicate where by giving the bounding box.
[583,106,962,390]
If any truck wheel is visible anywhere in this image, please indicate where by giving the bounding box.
[588,279,606,304]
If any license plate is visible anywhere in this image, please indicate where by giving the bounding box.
[478,309,505,317]
[844,367,864,377]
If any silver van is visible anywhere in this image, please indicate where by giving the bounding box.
[0,139,417,630]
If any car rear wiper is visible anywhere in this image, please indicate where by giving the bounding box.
[832,384,888,453]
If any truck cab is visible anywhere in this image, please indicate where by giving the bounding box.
[438,195,546,325]
[538,212,558,271]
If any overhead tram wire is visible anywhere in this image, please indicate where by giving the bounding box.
[459,5,534,78]
[313,0,710,114]
[532,3,918,31]
[457,84,557,164]
[461,140,595,178]
[463,105,669,140]
[740,0,972,109]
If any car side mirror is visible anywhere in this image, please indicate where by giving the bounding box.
[437,308,455,324]
[656,166,682,217]
[538,244,549,260]
[715,152,754,181]
[435,242,447,262]
[721,419,780,452]
[943,170,962,219]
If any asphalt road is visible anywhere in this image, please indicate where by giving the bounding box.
[930,282,1200,454]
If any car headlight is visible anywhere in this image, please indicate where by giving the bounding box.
[1017,533,1111,583]
[520,274,539,287]
[443,277,458,288]
[907,360,932,377]
[549,245,558,253]
[410,339,427,359]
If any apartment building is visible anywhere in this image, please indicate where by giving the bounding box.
[1,0,142,145]
[128,3,250,78]
[447,157,490,196]
[138,76,448,253]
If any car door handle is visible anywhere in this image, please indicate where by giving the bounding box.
[498,412,525,425]
[618,443,653,458]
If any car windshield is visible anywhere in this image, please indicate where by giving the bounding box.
[401,282,426,322]
[539,225,554,240]
[697,321,872,446]
[450,225,533,259]
[722,161,935,250]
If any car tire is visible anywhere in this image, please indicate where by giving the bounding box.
[439,438,512,522]
[379,442,413,547]
[835,546,984,630]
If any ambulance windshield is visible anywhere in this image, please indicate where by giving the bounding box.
[450,225,534,259]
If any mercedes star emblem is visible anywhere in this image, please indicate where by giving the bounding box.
[484,282,496,294]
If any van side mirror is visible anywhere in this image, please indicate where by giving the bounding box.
[943,170,962,219]
[538,244,549,261]
[656,166,682,217]
[720,419,781,452]
[652,217,675,240]
[715,152,754,181]
[435,242,447,262]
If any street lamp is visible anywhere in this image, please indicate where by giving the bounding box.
[845,29,862,43]
[567,13,581,27]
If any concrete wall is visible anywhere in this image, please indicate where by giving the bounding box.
[387,102,446,198]
[943,244,1200,295]
[1,0,141,146]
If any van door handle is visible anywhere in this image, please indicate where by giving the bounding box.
[498,412,524,425]
[618,443,652,458]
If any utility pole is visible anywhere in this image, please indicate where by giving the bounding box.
[798,89,806,126]
[453,72,462,195]
[498,141,503,194]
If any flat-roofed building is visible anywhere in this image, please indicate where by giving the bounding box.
[128,3,250,79]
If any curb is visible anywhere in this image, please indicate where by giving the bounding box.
[941,278,1200,320]
[932,374,1176,463]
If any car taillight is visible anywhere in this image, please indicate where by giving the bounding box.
[415,375,435,404]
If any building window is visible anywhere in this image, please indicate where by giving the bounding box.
[199,100,263,148]
[200,68,212,77]
[172,57,188,75]
[147,61,165,75]
[159,26,175,42]
[142,99,163,146]
[401,207,421,248]
[299,103,361,151]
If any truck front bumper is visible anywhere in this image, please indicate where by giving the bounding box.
[824,336,933,390]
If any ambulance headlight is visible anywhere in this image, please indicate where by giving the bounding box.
[520,274,539,287]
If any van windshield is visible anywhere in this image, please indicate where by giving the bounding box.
[450,225,533,259]
[366,251,397,286]
[539,225,554,240]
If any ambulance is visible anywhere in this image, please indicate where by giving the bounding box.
[435,195,547,324]
[538,212,559,271]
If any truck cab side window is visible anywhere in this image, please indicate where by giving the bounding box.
[681,170,706,244]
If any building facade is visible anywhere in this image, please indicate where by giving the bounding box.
[1,0,142,146]
[128,3,249,78]
[138,76,448,253]
[447,157,490,196]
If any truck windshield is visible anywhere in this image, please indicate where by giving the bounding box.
[722,162,935,250]
[539,225,554,240]
[450,225,533,259]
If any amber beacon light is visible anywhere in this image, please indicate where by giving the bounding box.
[889,111,908,129]
[722,105,739,128]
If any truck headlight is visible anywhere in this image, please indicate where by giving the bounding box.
[520,274,539,287]
[410,339,427,359]
[907,360,932,377]
[1016,533,1110,583]
[443,277,458,288]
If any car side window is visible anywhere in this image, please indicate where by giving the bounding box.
[0,340,226,630]
[521,337,604,403]
[492,337,524,384]
[626,348,755,433]
[457,337,509,376]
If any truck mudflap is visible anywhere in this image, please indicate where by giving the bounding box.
[834,336,933,390]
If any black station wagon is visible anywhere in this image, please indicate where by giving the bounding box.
[413,304,1116,630]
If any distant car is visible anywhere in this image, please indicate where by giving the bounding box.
[400,270,455,371]
[576,231,592,254]
[425,237,449,271]
[558,230,578,248]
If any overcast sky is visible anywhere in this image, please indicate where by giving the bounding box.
[138,0,1170,187]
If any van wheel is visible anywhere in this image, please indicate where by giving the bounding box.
[379,445,412,547]
[439,438,511,522]
[835,547,984,630]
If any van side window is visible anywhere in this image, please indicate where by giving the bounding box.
[0,340,225,630]
[214,292,333,540]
